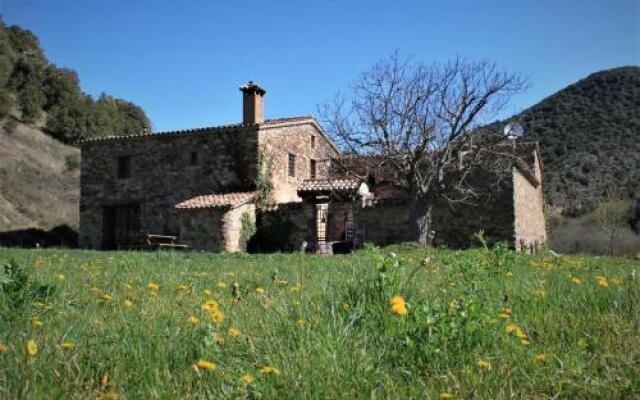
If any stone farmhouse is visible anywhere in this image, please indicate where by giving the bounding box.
[79,82,546,254]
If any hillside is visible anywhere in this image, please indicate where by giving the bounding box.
[517,66,640,215]
[0,121,78,231]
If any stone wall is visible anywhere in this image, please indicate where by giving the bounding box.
[80,127,259,249]
[356,201,413,246]
[258,121,339,204]
[513,151,547,252]
[178,208,226,252]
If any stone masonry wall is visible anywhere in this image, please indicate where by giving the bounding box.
[178,208,226,252]
[258,121,339,204]
[513,151,547,252]
[80,128,259,249]
[356,202,413,246]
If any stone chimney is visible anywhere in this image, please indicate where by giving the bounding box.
[239,81,266,124]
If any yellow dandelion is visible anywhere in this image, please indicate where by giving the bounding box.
[123,283,133,290]
[31,318,43,328]
[596,276,609,288]
[100,373,110,386]
[61,341,76,350]
[55,273,65,281]
[569,276,582,285]
[201,300,220,312]
[255,287,266,294]
[123,298,134,308]
[26,339,37,357]
[260,365,280,375]
[506,323,519,334]
[100,293,113,302]
[195,359,217,370]
[203,289,213,295]
[227,327,241,337]
[498,313,510,320]
[240,373,255,384]
[514,327,527,339]
[0,343,7,352]
[439,393,454,400]
[187,315,200,325]
[297,318,306,326]
[217,282,227,290]
[520,338,530,346]
[505,271,513,277]
[147,282,160,292]
[178,284,189,291]
[476,359,491,370]
[390,295,408,315]
[211,309,224,324]
[534,353,547,362]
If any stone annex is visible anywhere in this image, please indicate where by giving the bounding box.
[79,82,547,254]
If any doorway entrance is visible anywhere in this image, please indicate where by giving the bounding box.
[102,204,141,249]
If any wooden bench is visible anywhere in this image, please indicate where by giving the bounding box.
[146,234,189,250]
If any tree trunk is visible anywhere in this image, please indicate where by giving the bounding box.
[408,194,432,245]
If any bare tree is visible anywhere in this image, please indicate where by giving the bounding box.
[319,52,528,244]
[595,194,633,257]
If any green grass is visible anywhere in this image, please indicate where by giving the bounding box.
[0,244,638,399]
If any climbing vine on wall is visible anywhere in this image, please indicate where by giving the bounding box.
[256,149,274,209]
[240,212,257,251]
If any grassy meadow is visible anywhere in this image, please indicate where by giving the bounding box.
[0,244,638,399]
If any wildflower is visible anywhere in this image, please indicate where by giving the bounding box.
[123,298,134,308]
[534,353,547,362]
[476,359,491,370]
[520,338,530,346]
[297,318,306,326]
[203,289,213,296]
[55,273,65,281]
[275,278,288,286]
[147,282,160,292]
[260,365,280,375]
[390,295,408,316]
[178,284,189,291]
[202,300,224,324]
[227,327,241,337]
[577,338,588,349]
[514,327,527,339]
[256,287,266,295]
[123,283,133,290]
[240,373,255,384]
[506,324,519,334]
[61,341,76,350]
[505,271,513,277]
[187,315,200,325]
[217,282,227,290]
[596,276,609,288]
[439,393,454,399]
[569,276,582,285]
[99,293,113,303]
[31,318,43,328]
[195,360,217,370]
[26,339,37,357]
[101,374,110,386]
[0,343,7,352]
[611,277,623,285]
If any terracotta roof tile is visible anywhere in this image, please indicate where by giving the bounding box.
[175,191,258,209]
[297,178,362,193]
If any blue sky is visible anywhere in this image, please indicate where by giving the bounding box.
[2,0,638,132]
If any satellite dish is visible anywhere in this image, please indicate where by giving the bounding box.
[503,122,524,139]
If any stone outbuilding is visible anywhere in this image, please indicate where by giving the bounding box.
[79,81,546,253]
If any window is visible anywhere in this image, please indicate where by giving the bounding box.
[310,159,316,179]
[311,135,316,148]
[190,151,198,166]
[118,156,130,179]
[288,152,296,177]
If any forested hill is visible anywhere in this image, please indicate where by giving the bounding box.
[516,66,640,215]
[0,18,150,144]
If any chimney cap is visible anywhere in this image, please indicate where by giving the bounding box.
[239,80,266,96]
